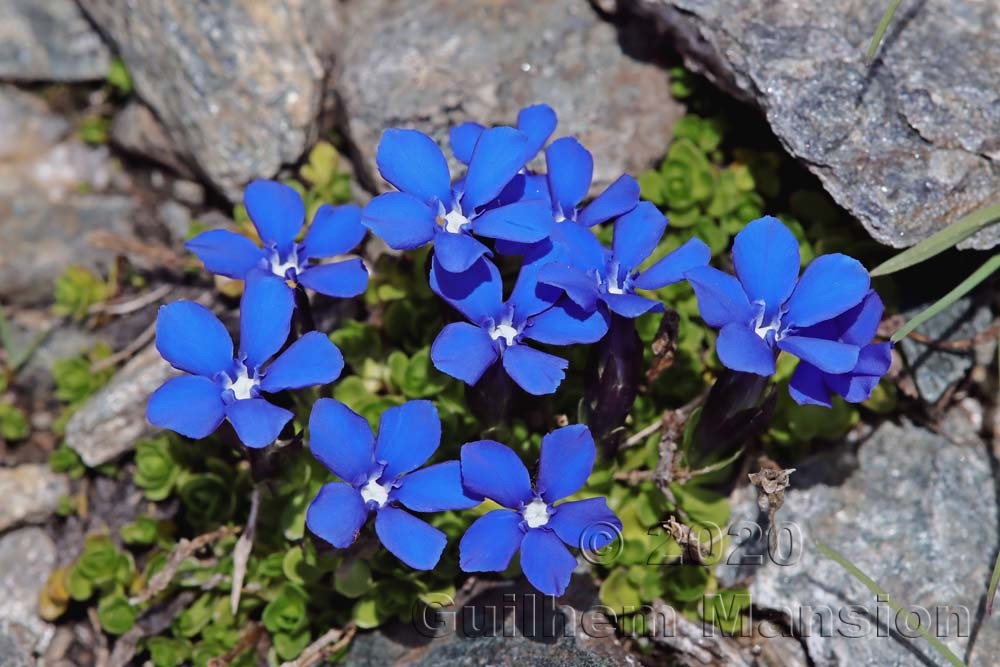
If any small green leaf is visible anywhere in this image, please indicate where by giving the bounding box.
[50,443,86,478]
[98,593,137,635]
[262,585,308,634]
[133,437,180,501]
[335,559,373,599]
[120,517,159,546]
[865,0,904,64]
[0,402,29,441]
[107,58,133,95]
[599,567,641,609]
[146,637,190,667]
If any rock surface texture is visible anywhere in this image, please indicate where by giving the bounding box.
[337,0,681,192]
[0,0,111,81]
[0,465,68,533]
[719,419,998,665]
[0,527,57,658]
[623,0,1000,249]
[77,0,338,200]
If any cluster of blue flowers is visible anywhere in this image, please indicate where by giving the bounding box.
[146,103,891,597]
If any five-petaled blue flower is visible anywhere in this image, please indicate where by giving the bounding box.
[361,124,555,274]
[539,202,711,320]
[147,272,344,448]
[305,399,478,570]
[458,425,621,596]
[186,179,369,299]
[685,216,872,383]
[430,257,608,395]
[789,291,892,407]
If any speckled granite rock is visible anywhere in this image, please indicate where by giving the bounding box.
[622,0,1000,250]
[65,344,178,467]
[0,527,56,658]
[78,0,339,199]
[0,0,111,81]
[719,420,997,665]
[337,0,681,192]
[0,465,68,533]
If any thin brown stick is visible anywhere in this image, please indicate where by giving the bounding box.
[131,525,240,605]
[89,284,173,316]
[86,229,193,271]
[208,623,264,667]
[280,624,357,667]
[231,486,261,614]
[90,319,157,372]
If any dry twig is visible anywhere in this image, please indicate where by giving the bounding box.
[208,623,264,667]
[131,525,240,605]
[748,457,795,551]
[88,284,172,316]
[90,319,156,372]
[280,623,358,667]
[231,486,261,614]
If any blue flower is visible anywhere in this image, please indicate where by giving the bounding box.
[147,272,344,448]
[361,124,554,274]
[449,103,557,166]
[305,399,478,570]
[542,136,640,227]
[429,257,608,395]
[185,180,369,298]
[685,216,872,378]
[788,291,892,407]
[538,202,711,319]
[458,425,621,596]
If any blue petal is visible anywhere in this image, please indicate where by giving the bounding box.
[502,345,568,395]
[826,342,892,403]
[459,509,524,572]
[244,180,305,253]
[732,216,800,315]
[787,363,832,408]
[716,323,776,376]
[537,263,601,311]
[361,192,437,250]
[536,425,595,503]
[545,137,593,215]
[517,103,557,158]
[308,398,375,485]
[297,258,369,298]
[449,122,484,165]
[185,229,265,280]
[612,202,667,271]
[375,128,452,205]
[460,440,533,509]
[432,232,492,273]
[155,301,233,377]
[633,238,711,290]
[394,461,480,512]
[306,482,369,548]
[374,505,447,570]
[784,254,870,328]
[549,497,622,551]
[429,256,503,324]
[837,291,884,346]
[225,398,293,449]
[686,266,754,328]
[300,204,366,260]
[260,331,344,392]
[526,299,609,345]
[505,244,564,317]
[430,322,499,385]
[520,528,577,596]
[551,222,607,272]
[577,174,640,227]
[471,199,553,243]
[238,272,294,369]
[375,400,441,480]
[777,336,860,374]
[147,376,225,439]
[602,293,665,318]
[462,126,530,210]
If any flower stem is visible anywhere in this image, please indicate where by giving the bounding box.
[293,284,316,335]
[584,314,643,457]
[465,360,514,428]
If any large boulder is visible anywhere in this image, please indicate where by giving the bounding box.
[337,0,682,192]
[0,0,110,81]
[77,0,339,200]
[622,0,1000,249]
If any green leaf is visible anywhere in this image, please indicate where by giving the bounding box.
[0,402,29,441]
[870,202,1000,276]
[175,593,215,638]
[865,0,904,64]
[599,567,641,610]
[702,588,750,635]
[351,595,392,630]
[107,58,133,94]
[335,559,373,599]
[50,443,86,478]
[262,585,308,634]
[146,637,190,667]
[273,630,312,661]
[988,545,1000,616]
[98,593,137,635]
[816,541,965,667]
[76,535,123,587]
[120,517,159,546]
[133,437,180,501]
[891,254,1000,343]
[67,565,94,601]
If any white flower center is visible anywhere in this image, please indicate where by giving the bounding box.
[360,479,389,507]
[523,499,550,528]
[269,247,300,278]
[753,303,783,340]
[225,366,259,401]
[489,323,519,346]
[442,209,470,234]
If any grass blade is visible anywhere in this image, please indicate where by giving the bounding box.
[871,202,1000,277]
[990,538,1000,615]
[890,254,1000,343]
[866,0,904,63]
[816,541,966,667]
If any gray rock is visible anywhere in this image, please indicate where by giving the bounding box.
[0,465,68,534]
[0,0,111,82]
[337,0,681,192]
[78,0,337,200]
[0,527,56,657]
[622,0,1000,250]
[719,420,996,665]
[898,297,993,403]
[110,102,195,178]
[65,344,179,467]
[0,86,68,160]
